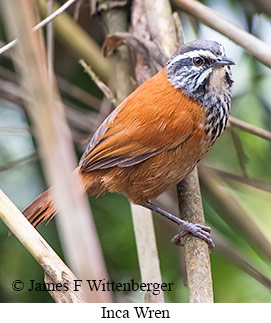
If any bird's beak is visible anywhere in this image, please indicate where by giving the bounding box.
[212,56,236,68]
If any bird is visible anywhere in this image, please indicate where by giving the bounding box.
[22,39,235,250]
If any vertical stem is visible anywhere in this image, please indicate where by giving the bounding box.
[177,169,213,302]
[47,0,54,81]
[131,205,164,302]
[101,7,135,101]
[100,0,165,302]
[144,0,178,58]
[144,0,213,303]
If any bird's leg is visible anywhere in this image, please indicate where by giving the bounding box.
[143,201,215,251]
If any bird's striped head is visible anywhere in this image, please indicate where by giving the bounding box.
[166,40,235,107]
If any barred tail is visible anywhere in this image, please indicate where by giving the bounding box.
[23,188,56,228]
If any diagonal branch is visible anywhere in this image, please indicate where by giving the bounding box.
[0,190,85,303]
[171,0,271,67]
[229,116,271,141]
[199,164,271,193]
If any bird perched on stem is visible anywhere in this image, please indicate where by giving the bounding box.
[23,40,235,250]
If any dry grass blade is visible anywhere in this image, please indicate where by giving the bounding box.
[0,190,85,303]
[172,0,271,67]
[199,168,271,260]
[0,127,30,135]
[229,127,248,177]
[213,229,271,290]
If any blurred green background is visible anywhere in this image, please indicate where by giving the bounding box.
[0,0,270,302]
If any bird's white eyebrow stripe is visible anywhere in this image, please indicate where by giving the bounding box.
[167,49,217,69]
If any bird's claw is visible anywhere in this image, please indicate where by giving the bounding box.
[171,221,215,252]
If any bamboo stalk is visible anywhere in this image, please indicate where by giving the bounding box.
[1,0,111,302]
[177,169,214,302]
[144,0,178,58]
[131,205,165,302]
[143,0,214,303]
[46,0,55,81]
[171,0,271,67]
[0,190,85,303]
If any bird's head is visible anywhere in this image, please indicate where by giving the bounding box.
[166,40,235,107]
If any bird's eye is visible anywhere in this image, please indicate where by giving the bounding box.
[193,57,204,66]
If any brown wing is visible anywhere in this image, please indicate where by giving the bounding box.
[79,69,200,172]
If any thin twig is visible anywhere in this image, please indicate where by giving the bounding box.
[229,116,271,141]
[79,59,117,106]
[47,0,55,81]
[0,127,30,135]
[73,0,83,20]
[38,0,111,82]
[0,0,78,55]
[229,127,248,177]
[0,153,38,172]
[199,164,271,193]
[171,0,271,67]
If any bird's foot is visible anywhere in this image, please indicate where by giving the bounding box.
[142,201,215,251]
[171,221,215,251]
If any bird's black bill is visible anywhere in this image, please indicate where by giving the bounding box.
[213,56,236,68]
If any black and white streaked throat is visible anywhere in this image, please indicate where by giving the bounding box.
[166,39,235,142]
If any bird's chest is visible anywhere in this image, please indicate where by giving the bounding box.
[172,128,211,177]
[199,93,230,145]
